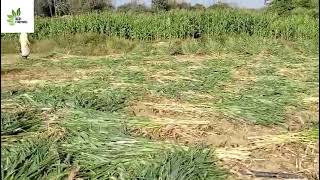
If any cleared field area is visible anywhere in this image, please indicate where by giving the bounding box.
[1,35,318,179]
[1,1,319,178]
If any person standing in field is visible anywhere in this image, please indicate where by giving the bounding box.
[19,33,30,59]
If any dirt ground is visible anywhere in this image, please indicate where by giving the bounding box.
[129,96,319,180]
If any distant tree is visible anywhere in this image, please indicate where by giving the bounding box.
[152,0,169,11]
[208,2,232,10]
[68,0,84,14]
[175,2,191,9]
[134,4,150,12]
[268,0,294,15]
[167,0,192,10]
[34,0,55,17]
[268,0,318,16]
[269,0,318,9]
[89,0,113,11]
[118,2,149,12]
[34,0,45,16]
[35,0,113,16]
[191,3,206,10]
[55,0,71,16]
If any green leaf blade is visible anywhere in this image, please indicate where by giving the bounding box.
[17,8,21,16]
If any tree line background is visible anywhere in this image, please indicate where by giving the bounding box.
[35,0,224,16]
[35,0,318,17]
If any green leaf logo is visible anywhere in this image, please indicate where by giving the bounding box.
[7,8,21,26]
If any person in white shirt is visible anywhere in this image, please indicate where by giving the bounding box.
[19,33,30,59]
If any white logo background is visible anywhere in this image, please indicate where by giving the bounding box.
[1,0,34,33]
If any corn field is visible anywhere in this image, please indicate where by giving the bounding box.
[1,9,319,40]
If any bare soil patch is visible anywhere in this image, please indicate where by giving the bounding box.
[1,54,21,65]
[129,96,317,179]
[174,54,213,64]
[224,68,257,94]
[129,98,283,146]
[1,68,74,90]
[222,141,319,180]
[41,53,123,62]
[232,68,257,83]
[1,66,102,91]
[285,101,319,132]
[277,67,307,80]
[148,70,200,84]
